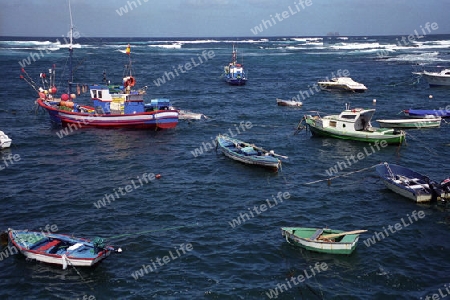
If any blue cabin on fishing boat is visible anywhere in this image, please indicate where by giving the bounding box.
[89,83,145,115]
[144,98,172,111]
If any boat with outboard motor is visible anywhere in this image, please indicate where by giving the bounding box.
[7,228,121,269]
[298,104,406,144]
[376,162,450,203]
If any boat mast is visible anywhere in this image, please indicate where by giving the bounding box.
[231,44,237,65]
[68,0,74,95]
[125,44,132,77]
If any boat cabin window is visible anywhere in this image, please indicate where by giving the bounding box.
[98,91,102,98]
[330,121,336,127]
[341,115,357,120]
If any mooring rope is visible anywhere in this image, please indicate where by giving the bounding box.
[303,163,382,185]
[404,131,439,155]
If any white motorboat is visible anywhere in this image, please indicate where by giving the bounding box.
[276,98,303,107]
[0,131,12,149]
[318,77,367,93]
[299,105,406,145]
[414,69,450,86]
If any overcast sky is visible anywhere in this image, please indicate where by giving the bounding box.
[1,0,449,38]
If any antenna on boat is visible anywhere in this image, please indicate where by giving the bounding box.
[68,0,74,95]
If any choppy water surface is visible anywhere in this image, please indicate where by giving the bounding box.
[1,35,450,299]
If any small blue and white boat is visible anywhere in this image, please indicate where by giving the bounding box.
[403,109,450,119]
[223,45,247,86]
[8,228,121,269]
[0,130,12,149]
[375,162,449,203]
[215,134,284,171]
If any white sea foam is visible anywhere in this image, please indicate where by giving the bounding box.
[148,43,182,49]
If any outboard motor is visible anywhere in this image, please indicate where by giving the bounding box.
[93,237,106,254]
[440,178,450,198]
[424,176,442,202]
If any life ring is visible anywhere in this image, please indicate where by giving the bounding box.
[124,76,136,87]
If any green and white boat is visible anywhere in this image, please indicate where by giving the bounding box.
[281,227,366,255]
[376,117,441,129]
[300,105,406,145]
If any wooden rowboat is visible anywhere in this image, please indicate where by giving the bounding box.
[281,227,366,255]
[215,134,284,171]
[376,117,441,129]
[8,228,121,269]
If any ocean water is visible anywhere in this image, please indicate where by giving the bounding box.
[1,34,450,300]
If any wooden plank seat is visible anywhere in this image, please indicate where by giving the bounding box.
[340,235,356,243]
[310,229,324,240]
[408,184,429,189]
[35,239,60,252]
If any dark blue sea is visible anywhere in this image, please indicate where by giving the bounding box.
[1,35,450,300]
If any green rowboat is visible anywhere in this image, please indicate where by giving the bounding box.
[281,227,366,255]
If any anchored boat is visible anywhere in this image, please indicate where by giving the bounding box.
[7,228,121,269]
[375,162,450,203]
[215,134,284,171]
[403,109,450,119]
[281,227,366,255]
[22,4,178,130]
[376,117,441,129]
[223,45,247,86]
[317,77,367,93]
[413,69,450,86]
[0,131,12,149]
[276,98,303,107]
[299,105,406,145]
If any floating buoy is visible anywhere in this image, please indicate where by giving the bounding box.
[60,100,74,108]
[51,86,57,94]
[61,94,69,101]
[155,174,161,179]
[373,99,376,104]
[70,93,76,100]
[429,95,433,99]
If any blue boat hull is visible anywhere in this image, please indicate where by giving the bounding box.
[216,135,280,171]
[404,109,450,118]
[226,77,247,86]
[376,162,443,203]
